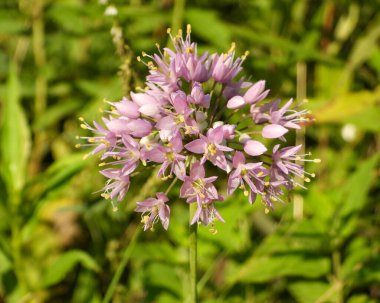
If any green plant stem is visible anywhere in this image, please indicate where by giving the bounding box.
[102,227,140,303]
[189,203,198,303]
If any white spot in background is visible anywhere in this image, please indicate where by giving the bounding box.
[341,124,357,142]
[104,5,118,16]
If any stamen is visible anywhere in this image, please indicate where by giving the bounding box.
[186,24,191,35]
[228,42,236,54]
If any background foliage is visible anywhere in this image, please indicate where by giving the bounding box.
[0,0,379,302]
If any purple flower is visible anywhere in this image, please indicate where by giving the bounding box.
[80,25,317,231]
[146,132,186,180]
[180,161,224,225]
[227,80,269,109]
[103,135,142,175]
[228,152,265,204]
[210,44,244,84]
[100,168,130,201]
[243,140,267,157]
[135,192,170,231]
[185,126,233,171]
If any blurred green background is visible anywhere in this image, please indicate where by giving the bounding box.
[0,0,379,302]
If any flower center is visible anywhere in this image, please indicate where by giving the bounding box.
[207,144,217,156]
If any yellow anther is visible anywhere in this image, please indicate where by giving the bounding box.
[243,190,249,196]
[88,138,96,143]
[314,159,321,163]
[78,117,84,122]
[177,29,183,37]
[75,136,80,139]
[304,177,311,183]
[228,42,236,53]
[209,227,218,235]
[265,208,270,214]
[75,144,81,148]
[141,215,150,224]
[142,51,147,57]
[186,47,194,54]
[137,56,141,61]
[155,43,160,49]
[112,206,118,212]
[207,144,217,156]
[296,156,301,161]
[101,193,110,199]
[264,182,270,186]
[187,24,191,35]
[83,154,89,160]
[98,162,106,167]
[311,173,316,178]
[167,28,171,34]
[257,171,264,177]
[80,124,88,129]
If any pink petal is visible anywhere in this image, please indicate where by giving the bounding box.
[262,124,288,139]
[114,100,140,118]
[232,151,245,168]
[244,140,267,156]
[185,139,206,154]
[106,118,130,135]
[244,80,265,103]
[156,116,175,130]
[126,119,152,137]
[139,104,160,116]
[227,96,245,109]
[190,161,205,179]
[130,92,157,106]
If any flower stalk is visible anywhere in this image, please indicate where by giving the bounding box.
[189,202,198,303]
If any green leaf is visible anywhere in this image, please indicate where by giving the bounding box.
[288,281,335,303]
[0,248,12,274]
[313,86,380,123]
[229,254,330,283]
[340,153,380,217]
[0,62,31,195]
[186,9,231,49]
[347,294,377,303]
[145,262,182,297]
[41,250,100,287]
[343,106,380,132]
[32,99,81,131]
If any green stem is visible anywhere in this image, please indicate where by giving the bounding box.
[102,227,140,303]
[189,203,198,303]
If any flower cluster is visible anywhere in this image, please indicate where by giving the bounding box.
[79,25,319,231]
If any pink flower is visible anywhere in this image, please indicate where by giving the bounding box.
[228,152,266,204]
[146,132,186,180]
[185,126,233,171]
[180,162,224,225]
[135,193,170,231]
[227,80,269,109]
[80,25,316,231]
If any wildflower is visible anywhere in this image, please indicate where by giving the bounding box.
[135,193,170,231]
[79,25,317,231]
[180,161,224,225]
[228,151,266,204]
